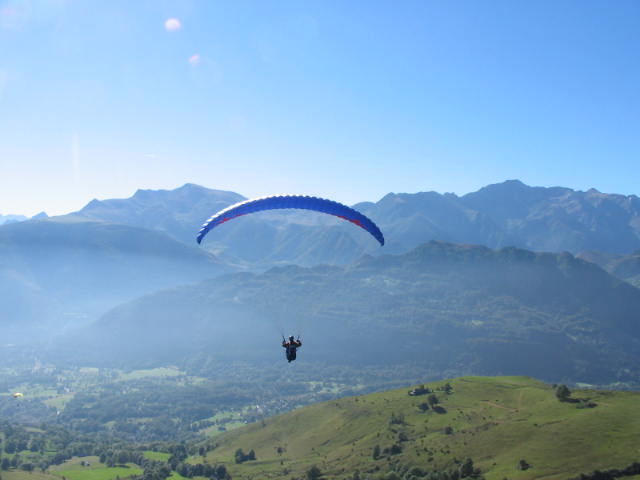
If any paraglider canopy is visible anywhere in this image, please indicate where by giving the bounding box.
[12,392,23,398]
[196,194,384,246]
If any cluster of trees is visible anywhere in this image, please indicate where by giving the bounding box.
[408,385,431,396]
[436,383,453,394]
[418,394,440,412]
[99,449,153,467]
[372,443,402,459]
[409,383,452,398]
[1,455,35,472]
[134,459,230,480]
[99,445,231,480]
[567,462,640,480]
[234,448,256,464]
[351,458,483,480]
[174,461,230,479]
[136,459,172,480]
[2,432,44,454]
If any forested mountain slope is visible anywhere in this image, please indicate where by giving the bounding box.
[68,242,640,384]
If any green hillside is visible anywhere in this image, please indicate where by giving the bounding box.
[201,376,640,480]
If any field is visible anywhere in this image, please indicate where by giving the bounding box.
[48,456,143,480]
[1,457,144,480]
[143,450,171,461]
[2,472,59,480]
[117,367,185,382]
[202,376,640,480]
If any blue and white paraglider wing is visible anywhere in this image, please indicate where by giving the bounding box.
[196,195,384,246]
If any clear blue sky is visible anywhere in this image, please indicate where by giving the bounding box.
[2,0,639,215]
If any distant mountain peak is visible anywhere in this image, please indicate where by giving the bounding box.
[132,188,155,199]
[178,182,207,191]
[478,179,529,192]
[502,179,526,186]
[0,213,28,225]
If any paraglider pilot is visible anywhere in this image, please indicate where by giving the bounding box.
[282,336,302,363]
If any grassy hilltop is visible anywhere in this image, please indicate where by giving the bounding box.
[201,376,640,480]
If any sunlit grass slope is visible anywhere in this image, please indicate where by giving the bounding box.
[203,376,640,480]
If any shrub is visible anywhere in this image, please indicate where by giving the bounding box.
[518,459,531,471]
[556,385,571,402]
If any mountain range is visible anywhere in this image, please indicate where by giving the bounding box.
[3,179,640,382]
[69,180,640,264]
[7,180,640,271]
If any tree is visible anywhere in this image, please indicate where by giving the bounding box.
[117,450,130,465]
[215,465,229,479]
[407,467,426,478]
[389,412,405,425]
[389,443,402,455]
[556,385,571,402]
[234,449,245,464]
[306,465,323,480]
[372,445,381,460]
[427,394,439,408]
[459,458,474,478]
[418,402,429,412]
